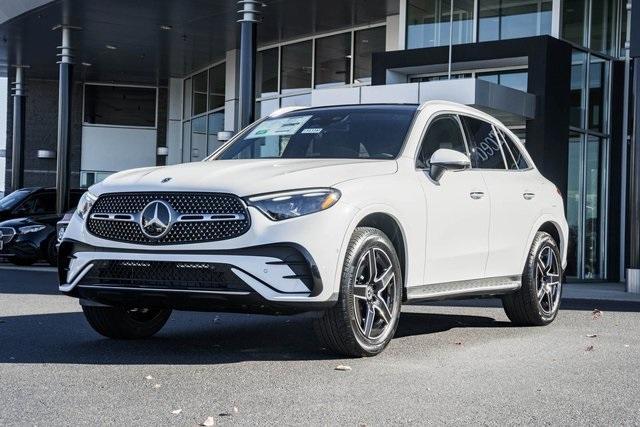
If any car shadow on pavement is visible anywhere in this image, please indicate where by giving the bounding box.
[0,270,60,295]
[0,309,507,365]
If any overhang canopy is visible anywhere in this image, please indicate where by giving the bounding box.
[0,0,396,83]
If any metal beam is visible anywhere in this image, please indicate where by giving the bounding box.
[10,65,28,192]
[237,0,261,129]
[54,25,78,215]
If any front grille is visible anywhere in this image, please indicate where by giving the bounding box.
[0,227,16,245]
[86,192,250,245]
[79,260,252,292]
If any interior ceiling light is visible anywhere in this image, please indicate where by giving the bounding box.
[105,44,117,50]
[160,25,173,30]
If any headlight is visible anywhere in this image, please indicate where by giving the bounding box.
[19,225,46,234]
[76,191,97,220]
[57,226,67,243]
[245,188,341,221]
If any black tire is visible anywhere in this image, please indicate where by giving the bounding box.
[9,256,37,266]
[502,231,562,326]
[82,306,172,339]
[314,227,403,357]
[45,236,58,267]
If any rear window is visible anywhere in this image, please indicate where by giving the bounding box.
[214,106,416,160]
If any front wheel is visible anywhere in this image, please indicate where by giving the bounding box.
[314,227,403,357]
[82,306,172,339]
[502,231,562,326]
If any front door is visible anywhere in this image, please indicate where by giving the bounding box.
[417,114,490,285]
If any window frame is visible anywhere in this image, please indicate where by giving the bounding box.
[415,112,472,169]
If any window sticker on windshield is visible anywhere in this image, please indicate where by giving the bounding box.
[245,115,312,139]
[301,128,323,134]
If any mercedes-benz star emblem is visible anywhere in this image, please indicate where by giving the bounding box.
[139,200,173,239]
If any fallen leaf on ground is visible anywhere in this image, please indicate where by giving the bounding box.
[201,416,215,426]
[586,334,597,338]
[171,409,182,415]
[454,341,463,346]
[592,309,603,320]
[335,365,352,371]
[145,375,154,380]
[586,345,594,352]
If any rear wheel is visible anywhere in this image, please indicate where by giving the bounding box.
[314,227,403,357]
[502,231,562,326]
[82,306,172,339]
[45,236,58,267]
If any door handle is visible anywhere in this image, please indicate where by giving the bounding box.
[470,191,484,200]
[523,192,536,200]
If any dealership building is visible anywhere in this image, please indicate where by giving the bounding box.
[0,0,639,287]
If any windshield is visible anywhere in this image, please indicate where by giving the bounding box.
[213,105,416,160]
[0,189,30,210]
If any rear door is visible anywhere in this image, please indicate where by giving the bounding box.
[461,116,541,278]
[418,114,490,284]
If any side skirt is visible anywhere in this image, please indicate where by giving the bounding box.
[406,275,522,302]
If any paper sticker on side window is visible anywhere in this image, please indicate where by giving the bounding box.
[246,115,312,139]
[301,128,323,134]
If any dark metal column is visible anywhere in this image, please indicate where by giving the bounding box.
[54,25,75,215]
[237,0,261,129]
[10,66,27,192]
[628,0,640,292]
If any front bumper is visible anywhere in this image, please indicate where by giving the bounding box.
[58,239,337,313]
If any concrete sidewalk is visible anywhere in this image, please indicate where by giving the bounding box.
[563,282,640,302]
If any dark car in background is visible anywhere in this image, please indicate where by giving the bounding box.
[0,188,83,266]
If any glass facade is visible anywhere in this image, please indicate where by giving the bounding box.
[565,49,611,279]
[182,62,226,162]
[407,0,474,49]
[255,25,386,117]
[562,0,625,57]
[478,0,552,42]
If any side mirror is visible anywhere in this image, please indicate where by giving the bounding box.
[217,131,234,142]
[428,148,471,181]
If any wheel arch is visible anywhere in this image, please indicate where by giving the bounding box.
[356,212,407,293]
[522,216,568,271]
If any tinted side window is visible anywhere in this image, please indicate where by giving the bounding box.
[500,129,530,169]
[418,115,467,166]
[461,116,506,169]
[495,128,519,170]
[32,193,56,214]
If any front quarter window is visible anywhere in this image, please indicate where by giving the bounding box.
[213,106,416,161]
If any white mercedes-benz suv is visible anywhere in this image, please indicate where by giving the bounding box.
[59,101,568,356]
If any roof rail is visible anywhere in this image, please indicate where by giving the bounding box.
[268,106,307,117]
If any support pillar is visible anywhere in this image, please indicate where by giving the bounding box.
[10,65,27,192]
[628,57,640,292]
[237,0,261,129]
[54,25,77,215]
[627,1,640,292]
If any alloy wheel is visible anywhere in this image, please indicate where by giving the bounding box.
[536,245,561,315]
[352,247,397,340]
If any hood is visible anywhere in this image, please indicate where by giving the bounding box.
[92,159,398,196]
[0,217,40,228]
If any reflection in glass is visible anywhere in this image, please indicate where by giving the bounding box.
[280,93,311,107]
[562,0,587,46]
[256,48,278,98]
[315,33,351,88]
[209,64,225,110]
[569,51,587,128]
[566,132,583,277]
[281,41,312,93]
[407,0,474,49]
[190,116,207,161]
[479,0,552,41]
[590,0,618,55]
[207,112,225,155]
[183,78,192,120]
[354,27,386,84]
[588,57,608,133]
[192,71,208,116]
[182,121,191,162]
[410,73,472,82]
[584,135,605,278]
[477,70,528,92]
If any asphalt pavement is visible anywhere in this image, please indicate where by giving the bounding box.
[1,265,639,425]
